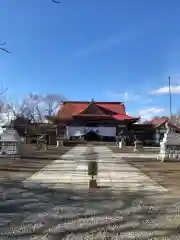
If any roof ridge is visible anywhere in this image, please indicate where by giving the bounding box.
[62,101,124,104]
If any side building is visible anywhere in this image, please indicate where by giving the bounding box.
[129,118,180,146]
[50,100,139,141]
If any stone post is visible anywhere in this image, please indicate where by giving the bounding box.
[134,140,143,152]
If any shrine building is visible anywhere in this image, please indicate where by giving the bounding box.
[52,100,139,141]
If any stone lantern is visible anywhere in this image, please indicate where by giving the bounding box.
[0,128,23,157]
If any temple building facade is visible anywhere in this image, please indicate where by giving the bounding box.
[52,100,139,141]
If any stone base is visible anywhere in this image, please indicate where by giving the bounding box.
[133,147,144,152]
[157,145,180,162]
[119,141,125,148]
[134,141,143,152]
[89,179,98,188]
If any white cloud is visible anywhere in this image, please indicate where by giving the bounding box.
[150,85,180,94]
[147,98,153,103]
[109,91,141,101]
[68,29,141,61]
[138,107,166,121]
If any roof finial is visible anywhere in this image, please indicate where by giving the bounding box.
[91,97,94,102]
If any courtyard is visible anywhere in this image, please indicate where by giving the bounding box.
[1,144,180,239]
[1,0,180,238]
[110,145,180,194]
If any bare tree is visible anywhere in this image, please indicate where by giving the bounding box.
[6,94,41,123]
[4,92,64,146]
[176,110,180,126]
[0,85,8,115]
[7,93,64,123]
[169,110,180,127]
[0,85,9,135]
[43,94,65,117]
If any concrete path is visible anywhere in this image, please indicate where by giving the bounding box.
[95,146,167,192]
[24,145,166,193]
[24,146,90,189]
[2,145,180,239]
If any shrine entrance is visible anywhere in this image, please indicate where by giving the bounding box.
[84,131,101,141]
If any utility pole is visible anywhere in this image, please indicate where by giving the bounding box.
[168,76,172,119]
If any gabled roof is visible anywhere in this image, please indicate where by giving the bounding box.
[113,114,137,120]
[148,117,180,131]
[58,101,125,115]
[57,101,138,121]
[149,118,168,127]
[79,101,106,115]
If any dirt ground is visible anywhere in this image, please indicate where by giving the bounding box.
[0,144,72,182]
[109,146,180,194]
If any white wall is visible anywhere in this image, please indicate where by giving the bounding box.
[98,126,116,136]
[66,126,116,137]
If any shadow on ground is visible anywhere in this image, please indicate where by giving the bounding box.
[0,145,73,184]
[123,157,180,194]
[0,146,72,172]
[109,145,180,194]
[0,145,180,239]
[108,146,160,154]
[0,181,180,239]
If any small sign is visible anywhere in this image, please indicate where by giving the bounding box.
[88,161,98,176]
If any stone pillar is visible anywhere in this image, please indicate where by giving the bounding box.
[119,141,125,148]
[56,140,60,148]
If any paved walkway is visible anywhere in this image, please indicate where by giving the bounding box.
[1,145,180,239]
[24,146,90,189]
[95,146,166,192]
[24,145,166,192]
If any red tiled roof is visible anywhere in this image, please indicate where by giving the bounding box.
[74,114,113,118]
[149,118,168,126]
[97,103,125,114]
[113,114,137,120]
[57,101,137,121]
[149,118,180,131]
[57,102,87,119]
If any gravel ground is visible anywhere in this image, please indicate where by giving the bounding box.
[109,145,160,154]
[109,145,180,194]
[0,145,73,182]
[0,183,180,239]
[1,145,180,239]
[122,157,180,194]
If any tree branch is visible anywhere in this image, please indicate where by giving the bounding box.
[1,1,60,54]
[6,103,19,119]
[52,0,60,3]
[36,105,43,123]
[0,41,10,53]
[0,85,8,96]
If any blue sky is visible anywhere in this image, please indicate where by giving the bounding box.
[1,0,180,120]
